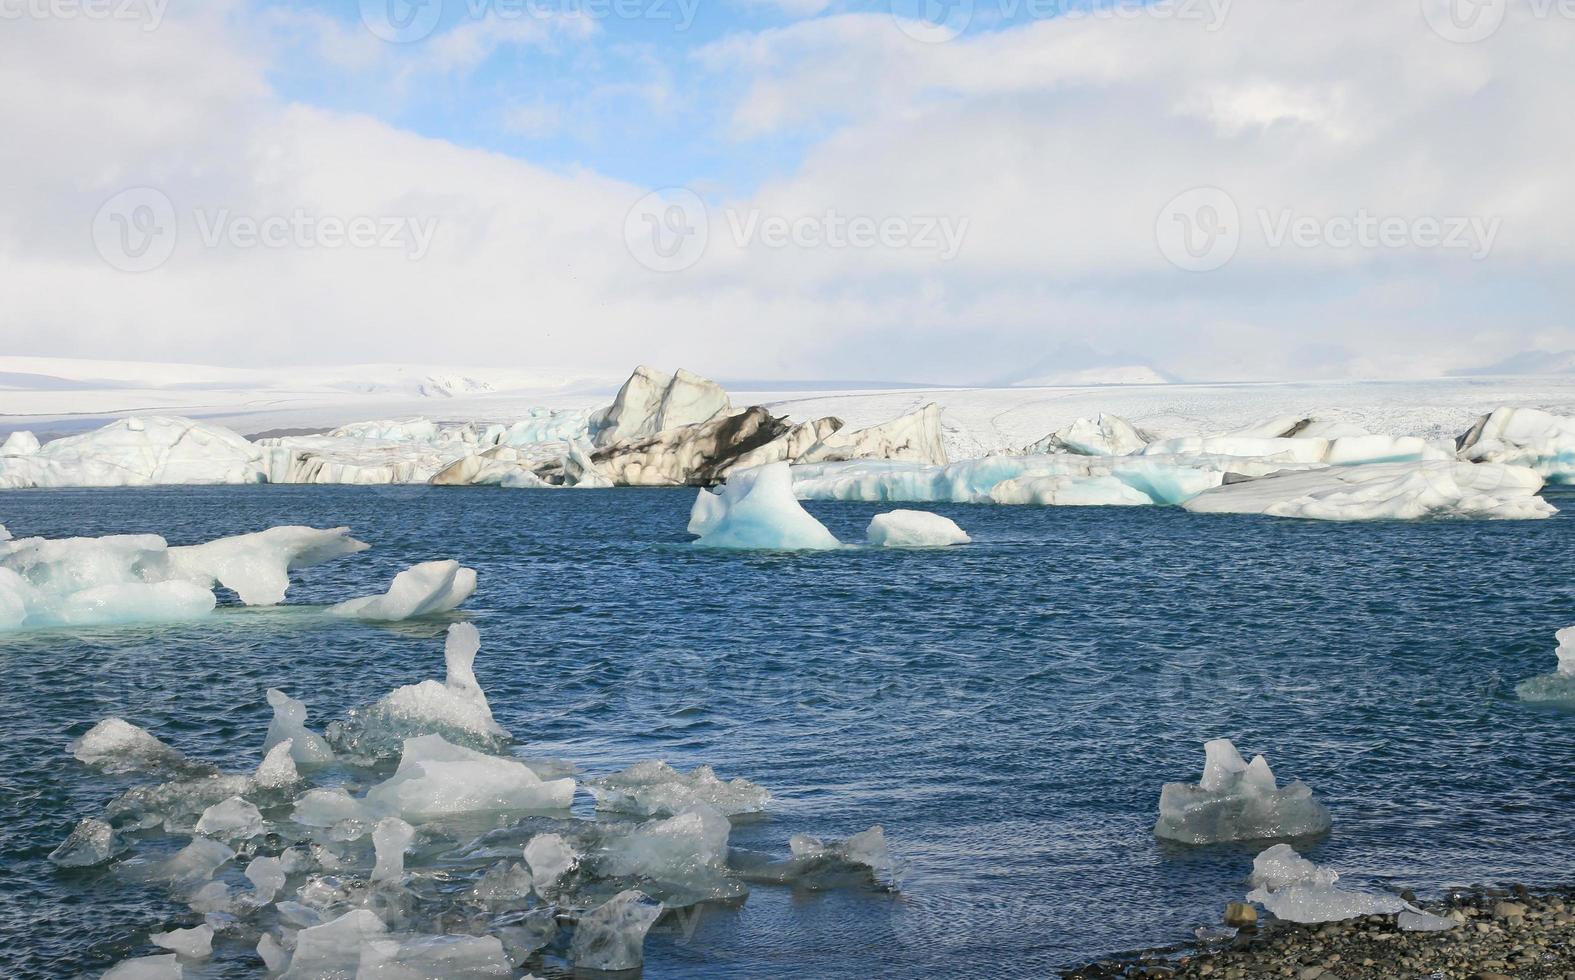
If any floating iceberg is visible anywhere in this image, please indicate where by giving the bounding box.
[101,954,182,979]
[1183,461,1555,521]
[194,796,264,840]
[48,817,126,868]
[157,836,235,888]
[0,416,265,489]
[798,403,948,466]
[569,890,663,972]
[281,908,388,979]
[524,832,579,894]
[1154,740,1331,845]
[1246,844,1406,923]
[1515,625,1575,705]
[165,525,369,606]
[595,405,838,487]
[599,803,732,884]
[1457,406,1575,483]
[328,624,508,758]
[264,690,337,767]
[789,825,895,881]
[371,817,416,883]
[865,510,971,547]
[71,718,202,775]
[689,463,841,550]
[328,560,476,621]
[1024,414,1148,456]
[151,925,213,960]
[590,761,770,818]
[359,935,513,978]
[254,740,301,790]
[1,430,41,456]
[591,365,732,448]
[1141,430,1444,466]
[366,735,575,821]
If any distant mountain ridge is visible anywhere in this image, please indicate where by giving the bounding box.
[1450,350,1575,376]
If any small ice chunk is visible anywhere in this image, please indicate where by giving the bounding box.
[1245,844,1407,923]
[71,718,192,774]
[254,739,301,790]
[591,760,770,818]
[600,803,731,880]
[1399,909,1458,932]
[256,933,288,972]
[365,735,574,821]
[328,559,477,622]
[151,924,213,960]
[1516,625,1575,705]
[101,953,182,979]
[246,856,287,905]
[688,463,841,550]
[569,890,663,972]
[358,935,513,978]
[194,797,264,840]
[160,837,235,886]
[524,833,578,895]
[188,881,232,914]
[291,787,374,832]
[263,690,336,766]
[342,623,508,747]
[49,817,125,868]
[1154,739,1332,844]
[865,510,971,547]
[472,860,533,902]
[789,825,894,879]
[371,817,416,883]
[281,908,386,978]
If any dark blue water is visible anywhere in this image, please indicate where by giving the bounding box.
[2,485,1573,978]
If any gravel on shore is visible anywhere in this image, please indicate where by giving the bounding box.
[1063,887,1575,980]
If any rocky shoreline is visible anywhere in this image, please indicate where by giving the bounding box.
[1064,886,1575,980]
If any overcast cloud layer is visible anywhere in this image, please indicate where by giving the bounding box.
[1,0,1571,383]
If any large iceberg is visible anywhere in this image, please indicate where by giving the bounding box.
[591,366,732,447]
[1023,413,1149,456]
[1245,844,1406,923]
[865,510,971,547]
[1183,461,1554,521]
[1154,739,1331,844]
[0,523,366,631]
[328,560,476,621]
[1515,625,1575,705]
[1457,406,1575,483]
[0,416,265,488]
[593,405,840,487]
[365,735,575,820]
[689,463,841,550]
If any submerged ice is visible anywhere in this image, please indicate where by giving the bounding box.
[1154,740,1332,845]
[1515,625,1575,706]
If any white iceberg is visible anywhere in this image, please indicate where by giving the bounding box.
[0,416,264,489]
[1154,739,1332,845]
[590,761,770,818]
[290,787,376,833]
[1457,406,1575,483]
[1246,844,1406,923]
[865,510,971,547]
[281,908,388,979]
[359,935,513,978]
[264,690,337,767]
[194,796,264,840]
[365,735,575,821]
[166,525,369,606]
[569,890,663,972]
[101,954,183,979]
[1,430,41,456]
[798,403,948,466]
[328,559,477,621]
[48,817,126,868]
[788,825,895,880]
[1024,414,1148,456]
[253,739,301,790]
[1515,625,1575,705]
[371,817,416,883]
[71,718,199,775]
[689,463,840,550]
[524,833,579,894]
[157,836,235,887]
[1183,461,1554,521]
[246,855,287,904]
[590,365,732,448]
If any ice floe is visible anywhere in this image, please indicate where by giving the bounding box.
[865,510,971,547]
[589,760,771,818]
[1245,844,1406,923]
[328,559,477,621]
[1183,460,1554,521]
[1154,739,1332,845]
[1515,625,1575,705]
[690,462,841,550]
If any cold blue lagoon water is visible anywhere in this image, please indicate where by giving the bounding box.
[2,484,1573,977]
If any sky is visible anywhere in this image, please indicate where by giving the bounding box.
[1,0,1572,385]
